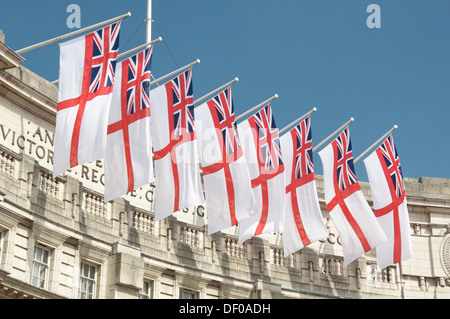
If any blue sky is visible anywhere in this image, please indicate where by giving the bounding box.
[1,1,449,182]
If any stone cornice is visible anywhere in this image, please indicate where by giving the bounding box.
[0,41,25,71]
[0,269,66,299]
[0,68,56,123]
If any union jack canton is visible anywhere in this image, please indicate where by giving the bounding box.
[378,134,404,199]
[89,22,121,95]
[253,104,284,176]
[170,69,195,140]
[126,47,152,116]
[334,127,358,192]
[292,116,314,180]
[210,87,242,162]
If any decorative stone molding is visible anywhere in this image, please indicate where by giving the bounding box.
[71,193,78,218]
[413,224,421,235]
[356,268,361,290]
[119,211,125,237]
[440,233,450,277]
[224,236,247,259]
[439,224,450,237]
[179,224,202,248]
[367,264,396,286]
[0,150,16,177]
[38,170,62,199]
[259,251,265,274]
[270,247,295,268]
[82,190,108,219]
[132,209,155,235]
[0,40,25,70]
[438,277,446,287]
[322,256,343,276]
[419,276,427,292]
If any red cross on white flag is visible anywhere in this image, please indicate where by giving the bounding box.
[364,134,412,270]
[195,87,255,235]
[150,69,204,221]
[280,116,328,257]
[318,127,387,266]
[53,22,121,178]
[236,104,285,245]
[104,47,155,202]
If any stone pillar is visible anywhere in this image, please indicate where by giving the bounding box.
[251,279,283,299]
[19,154,37,208]
[105,242,144,299]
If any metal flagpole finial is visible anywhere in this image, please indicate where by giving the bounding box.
[313,117,354,153]
[353,124,398,164]
[279,107,317,135]
[193,77,239,106]
[150,59,201,86]
[235,94,279,122]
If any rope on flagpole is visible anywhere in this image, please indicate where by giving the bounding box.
[235,94,279,122]
[312,117,354,153]
[150,59,200,86]
[193,77,239,106]
[353,125,398,164]
[279,107,317,135]
[118,37,162,60]
[16,12,132,55]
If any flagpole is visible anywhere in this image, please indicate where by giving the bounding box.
[353,125,398,164]
[312,117,354,152]
[16,12,132,55]
[51,37,163,85]
[235,94,279,122]
[146,0,153,43]
[193,77,239,106]
[150,59,200,86]
[279,107,317,135]
[118,37,162,60]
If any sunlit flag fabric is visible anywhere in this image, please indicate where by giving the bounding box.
[53,22,121,178]
[237,104,285,245]
[364,134,412,270]
[280,116,328,257]
[103,47,154,202]
[150,69,204,221]
[318,127,386,266]
[195,87,255,235]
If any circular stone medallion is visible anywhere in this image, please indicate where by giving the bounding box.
[441,233,450,277]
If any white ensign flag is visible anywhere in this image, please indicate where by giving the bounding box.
[150,69,204,221]
[104,47,155,202]
[364,134,412,270]
[236,104,285,245]
[54,22,121,178]
[318,127,386,266]
[195,87,255,235]
[280,116,328,257]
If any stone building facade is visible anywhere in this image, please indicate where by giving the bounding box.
[0,30,449,299]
